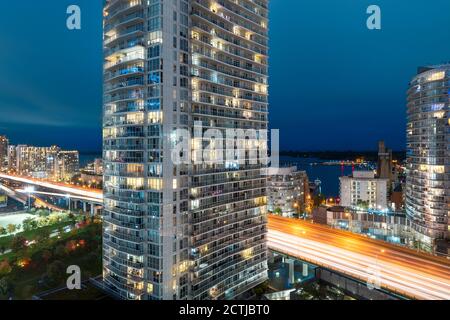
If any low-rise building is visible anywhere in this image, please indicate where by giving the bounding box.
[267,166,309,217]
[313,205,412,245]
[339,171,389,210]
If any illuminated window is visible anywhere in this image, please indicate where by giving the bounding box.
[427,71,445,82]
[173,179,178,189]
[148,178,163,190]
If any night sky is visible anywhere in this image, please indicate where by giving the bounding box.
[0,0,449,152]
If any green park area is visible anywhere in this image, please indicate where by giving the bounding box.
[0,209,102,300]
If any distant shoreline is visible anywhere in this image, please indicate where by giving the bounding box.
[78,151,407,162]
[280,151,406,162]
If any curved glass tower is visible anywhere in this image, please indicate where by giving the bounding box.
[406,64,449,248]
[102,0,269,300]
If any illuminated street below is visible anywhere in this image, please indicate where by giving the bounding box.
[268,215,450,300]
[1,174,449,300]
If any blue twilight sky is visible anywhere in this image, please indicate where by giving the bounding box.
[0,0,449,152]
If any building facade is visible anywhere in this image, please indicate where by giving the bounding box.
[406,64,450,245]
[102,0,269,300]
[6,145,79,180]
[56,151,80,181]
[377,140,392,181]
[339,171,389,210]
[267,166,309,217]
[0,135,8,170]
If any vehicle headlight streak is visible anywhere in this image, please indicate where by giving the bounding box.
[268,229,450,300]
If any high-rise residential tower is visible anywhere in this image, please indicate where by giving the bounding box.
[102,0,269,300]
[0,135,8,170]
[406,64,449,249]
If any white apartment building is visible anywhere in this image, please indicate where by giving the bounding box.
[267,166,309,217]
[406,64,450,245]
[339,171,388,210]
[7,145,79,180]
[102,0,269,300]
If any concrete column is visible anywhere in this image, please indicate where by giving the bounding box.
[286,259,295,284]
[268,251,275,264]
[83,202,87,212]
[302,263,309,277]
[90,203,95,216]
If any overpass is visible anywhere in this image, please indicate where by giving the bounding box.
[15,189,101,204]
[268,215,450,300]
[0,173,102,201]
[0,174,102,214]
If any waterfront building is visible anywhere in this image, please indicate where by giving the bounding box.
[56,151,80,181]
[94,158,103,175]
[7,145,16,172]
[267,166,309,217]
[7,145,79,180]
[102,0,269,300]
[406,64,450,247]
[0,135,8,170]
[339,171,389,210]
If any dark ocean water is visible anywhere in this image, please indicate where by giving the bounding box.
[80,154,367,197]
[280,156,372,197]
[79,153,101,167]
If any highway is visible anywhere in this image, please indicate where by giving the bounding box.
[268,215,450,300]
[2,174,449,300]
[0,173,102,200]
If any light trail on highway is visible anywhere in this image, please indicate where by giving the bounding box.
[15,189,102,204]
[0,173,102,200]
[268,215,450,300]
[2,174,449,300]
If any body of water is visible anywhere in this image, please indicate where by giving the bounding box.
[280,156,372,197]
[78,154,368,197]
[79,153,101,168]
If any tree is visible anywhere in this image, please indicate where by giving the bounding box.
[35,228,51,242]
[273,207,282,216]
[41,250,52,263]
[0,226,6,236]
[10,235,27,252]
[46,260,65,285]
[54,244,67,258]
[0,277,13,298]
[22,217,35,232]
[253,281,269,297]
[20,284,35,299]
[313,194,326,207]
[0,260,12,276]
[6,224,16,234]
[29,219,38,229]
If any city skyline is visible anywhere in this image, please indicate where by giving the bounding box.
[0,0,448,304]
[2,1,450,151]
